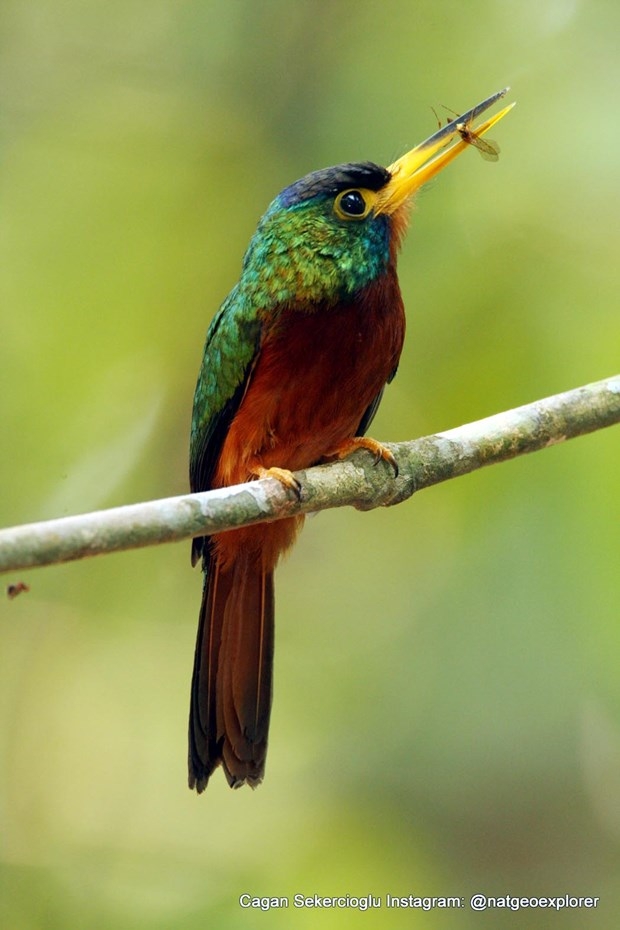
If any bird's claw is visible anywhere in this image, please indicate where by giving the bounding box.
[253,465,302,500]
[331,437,399,478]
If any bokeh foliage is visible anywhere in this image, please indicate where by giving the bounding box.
[2,1,619,928]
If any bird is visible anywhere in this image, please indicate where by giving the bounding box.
[188,88,513,792]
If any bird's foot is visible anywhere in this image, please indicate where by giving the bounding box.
[330,437,399,477]
[252,465,302,499]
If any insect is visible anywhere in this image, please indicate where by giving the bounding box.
[7,581,30,600]
[431,105,501,162]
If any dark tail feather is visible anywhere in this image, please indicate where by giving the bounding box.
[188,552,231,791]
[188,550,274,791]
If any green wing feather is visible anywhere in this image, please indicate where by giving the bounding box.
[190,286,262,564]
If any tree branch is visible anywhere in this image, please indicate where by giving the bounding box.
[1,375,619,575]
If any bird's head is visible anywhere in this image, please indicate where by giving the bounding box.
[238,89,514,310]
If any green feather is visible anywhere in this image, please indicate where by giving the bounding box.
[241,193,390,310]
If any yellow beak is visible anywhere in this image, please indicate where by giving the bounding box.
[375,87,515,215]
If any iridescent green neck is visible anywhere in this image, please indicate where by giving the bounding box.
[237,194,391,312]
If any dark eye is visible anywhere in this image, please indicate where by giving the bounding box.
[334,188,373,220]
[339,190,366,215]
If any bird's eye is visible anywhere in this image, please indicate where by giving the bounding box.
[334,188,373,221]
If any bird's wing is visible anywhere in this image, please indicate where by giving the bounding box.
[190,289,262,565]
[356,364,398,436]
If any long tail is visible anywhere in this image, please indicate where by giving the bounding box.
[188,548,274,791]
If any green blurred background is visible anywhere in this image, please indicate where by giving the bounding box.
[2,1,619,927]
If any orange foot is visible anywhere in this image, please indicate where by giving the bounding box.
[330,437,398,477]
[251,465,302,499]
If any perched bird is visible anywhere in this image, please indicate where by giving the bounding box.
[189,88,513,792]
